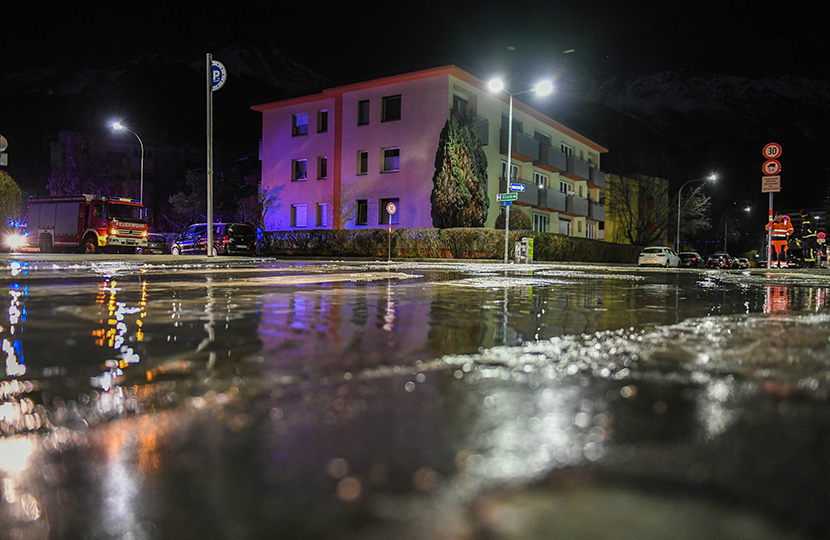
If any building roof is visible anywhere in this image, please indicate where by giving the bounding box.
[251,65,608,153]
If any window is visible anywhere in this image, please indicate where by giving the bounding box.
[357,151,368,175]
[577,220,583,233]
[291,204,307,227]
[560,143,574,157]
[587,223,596,239]
[292,114,308,136]
[382,148,400,172]
[453,95,468,111]
[501,114,522,132]
[560,180,573,194]
[533,213,548,232]
[356,199,368,225]
[316,203,328,227]
[534,130,551,146]
[501,161,519,181]
[318,156,328,179]
[292,159,307,181]
[317,110,328,133]
[380,198,399,225]
[358,100,370,125]
[533,172,548,188]
[381,95,401,122]
[559,218,571,235]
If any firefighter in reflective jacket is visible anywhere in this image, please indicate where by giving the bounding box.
[766,213,794,267]
[800,209,817,266]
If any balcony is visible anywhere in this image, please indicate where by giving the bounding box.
[588,201,605,221]
[499,130,539,162]
[564,155,590,181]
[534,145,567,172]
[537,188,567,212]
[589,167,606,188]
[499,177,538,206]
[566,194,589,216]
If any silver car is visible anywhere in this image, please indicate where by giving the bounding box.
[638,246,680,268]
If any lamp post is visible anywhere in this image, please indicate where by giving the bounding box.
[676,174,716,252]
[724,205,751,253]
[112,123,144,207]
[488,78,553,263]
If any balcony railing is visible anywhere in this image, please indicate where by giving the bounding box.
[564,155,590,181]
[567,194,589,216]
[588,201,605,221]
[499,130,540,161]
[534,145,567,172]
[589,167,606,188]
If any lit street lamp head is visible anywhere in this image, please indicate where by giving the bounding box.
[534,80,554,96]
[488,78,505,93]
[112,122,125,131]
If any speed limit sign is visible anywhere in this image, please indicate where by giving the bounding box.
[763,142,782,159]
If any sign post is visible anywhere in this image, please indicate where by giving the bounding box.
[206,55,227,257]
[761,143,782,268]
[386,202,397,262]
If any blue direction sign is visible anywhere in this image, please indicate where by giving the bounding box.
[510,183,525,192]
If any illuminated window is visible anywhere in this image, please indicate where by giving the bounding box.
[292,114,308,136]
[358,100,370,125]
[357,151,368,175]
[382,148,400,172]
[292,159,307,181]
[318,157,328,179]
[356,199,368,225]
[317,110,328,133]
[382,95,401,122]
[291,204,307,227]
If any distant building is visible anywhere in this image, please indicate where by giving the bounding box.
[49,130,187,228]
[252,65,608,237]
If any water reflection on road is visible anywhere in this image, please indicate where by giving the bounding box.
[2,259,830,538]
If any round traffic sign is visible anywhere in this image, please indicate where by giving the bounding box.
[0,135,7,152]
[211,61,227,91]
[763,159,781,175]
[819,232,826,240]
[386,202,397,215]
[763,142,782,159]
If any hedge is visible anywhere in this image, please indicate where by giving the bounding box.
[261,228,641,263]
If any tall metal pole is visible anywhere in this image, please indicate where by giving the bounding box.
[503,93,513,264]
[767,193,773,268]
[206,53,214,257]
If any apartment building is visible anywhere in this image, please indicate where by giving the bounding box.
[252,65,607,237]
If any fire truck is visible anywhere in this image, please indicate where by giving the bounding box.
[25,195,148,253]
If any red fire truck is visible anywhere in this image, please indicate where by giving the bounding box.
[25,195,148,253]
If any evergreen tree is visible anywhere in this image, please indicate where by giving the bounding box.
[0,171,22,229]
[430,110,489,228]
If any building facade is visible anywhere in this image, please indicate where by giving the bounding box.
[253,65,607,237]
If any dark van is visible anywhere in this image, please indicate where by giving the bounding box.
[170,223,256,256]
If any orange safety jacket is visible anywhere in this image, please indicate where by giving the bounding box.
[766,218,794,241]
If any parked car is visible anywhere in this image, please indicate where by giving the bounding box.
[678,251,705,268]
[170,223,256,256]
[137,233,170,254]
[638,247,680,268]
[706,253,738,269]
[736,257,750,269]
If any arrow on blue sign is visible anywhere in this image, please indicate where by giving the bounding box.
[509,183,525,192]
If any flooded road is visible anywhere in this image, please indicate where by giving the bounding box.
[2,256,830,539]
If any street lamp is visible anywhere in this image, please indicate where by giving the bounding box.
[676,173,717,252]
[112,122,144,206]
[724,205,751,253]
[488,78,553,263]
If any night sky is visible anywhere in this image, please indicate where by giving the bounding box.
[5,1,823,80]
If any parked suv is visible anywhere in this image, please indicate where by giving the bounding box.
[171,223,256,256]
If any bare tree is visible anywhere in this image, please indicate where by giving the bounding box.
[320,183,388,229]
[676,184,712,240]
[606,173,670,246]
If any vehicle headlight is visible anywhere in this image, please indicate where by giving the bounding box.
[5,234,26,249]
